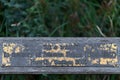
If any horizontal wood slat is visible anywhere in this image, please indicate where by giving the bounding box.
[0,37,120,74]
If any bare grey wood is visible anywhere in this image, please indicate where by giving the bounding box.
[0,37,120,74]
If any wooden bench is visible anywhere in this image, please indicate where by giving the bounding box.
[0,37,120,74]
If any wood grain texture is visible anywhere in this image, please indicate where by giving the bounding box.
[0,37,120,74]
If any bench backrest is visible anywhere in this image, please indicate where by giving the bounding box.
[0,38,119,74]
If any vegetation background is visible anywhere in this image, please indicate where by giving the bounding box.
[0,0,120,80]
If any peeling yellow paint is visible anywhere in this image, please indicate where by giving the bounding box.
[111,43,117,49]
[35,57,84,66]
[2,42,25,67]
[15,46,25,54]
[3,43,16,54]
[2,53,11,66]
[83,44,92,52]
[43,43,69,56]
[111,43,118,53]
[92,58,99,64]
[1,42,118,67]
[99,43,117,53]
[3,43,25,54]
[100,57,118,66]
[41,43,118,66]
[88,57,91,61]
[51,61,55,66]
[15,47,20,53]
[10,43,16,47]
[35,57,43,61]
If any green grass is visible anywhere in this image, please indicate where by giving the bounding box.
[0,74,120,80]
[0,0,120,80]
[0,0,120,37]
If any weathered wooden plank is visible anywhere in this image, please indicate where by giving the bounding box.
[0,37,120,74]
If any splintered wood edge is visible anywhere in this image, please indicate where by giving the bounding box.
[0,37,120,74]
